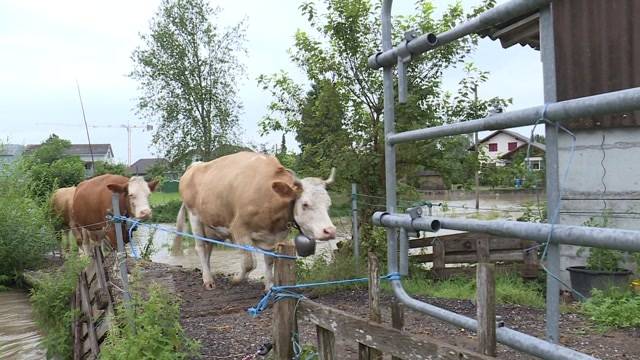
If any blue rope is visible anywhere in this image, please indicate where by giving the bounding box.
[247,272,402,317]
[110,215,297,260]
[127,221,140,259]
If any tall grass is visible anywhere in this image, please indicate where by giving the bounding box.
[30,253,88,359]
[0,163,57,283]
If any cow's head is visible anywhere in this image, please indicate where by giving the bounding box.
[107,176,159,220]
[273,168,337,241]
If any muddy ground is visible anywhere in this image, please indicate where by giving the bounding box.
[138,262,640,360]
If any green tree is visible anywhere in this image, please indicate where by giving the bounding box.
[20,134,85,200]
[259,0,500,254]
[94,161,128,177]
[131,0,247,163]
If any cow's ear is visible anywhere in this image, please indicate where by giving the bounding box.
[272,181,297,199]
[106,183,127,193]
[147,180,159,192]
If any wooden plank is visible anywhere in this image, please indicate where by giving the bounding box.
[78,272,100,357]
[365,253,382,359]
[95,319,111,342]
[359,343,372,360]
[93,246,114,312]
[412,250,525,264]
[433,239,445,279]
[477,263,497,357]
[476,235,490,263]
[297,300,491,360]
[522,244,539,279]
[391,300,404,360]
[316,325,336,360]
[410,234,526,252]
[272,244,296,360]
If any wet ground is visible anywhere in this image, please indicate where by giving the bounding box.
[0,290,45,360]
[135,262,640,360]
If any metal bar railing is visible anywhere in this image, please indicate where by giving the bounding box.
[374,212,640,252]
[368,0,551,69]
[384,228,594,360]
[387,86,640,144]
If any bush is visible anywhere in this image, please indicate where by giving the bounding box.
[0,165,57,280]
[94,161,129,176]
[151,199,183,223]
[582,289,640,329]
[30,253,88,359]
[100,283,200,360]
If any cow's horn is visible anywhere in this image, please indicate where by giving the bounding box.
[324,167,336,185]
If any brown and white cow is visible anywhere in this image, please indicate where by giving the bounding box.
[173,152,337,290]
[72,174,158,252]
[51,186,86,252]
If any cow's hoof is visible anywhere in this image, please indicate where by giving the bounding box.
[203,282,216,290]
[230,275,244,285]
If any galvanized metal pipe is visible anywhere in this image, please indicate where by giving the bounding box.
[389,281,594,360]
[368,0,551,69]
[384,220,593,359]
[388,86,640,144]
[373,212,640,252]
[398,228,409,276]
[540,4,561,343]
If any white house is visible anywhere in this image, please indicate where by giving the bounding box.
[473,130,545,169]
[25,143,114,173]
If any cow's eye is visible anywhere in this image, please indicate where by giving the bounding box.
[302,203,310,210]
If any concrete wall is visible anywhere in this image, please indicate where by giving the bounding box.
[557,128,640,284]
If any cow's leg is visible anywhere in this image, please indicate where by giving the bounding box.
[232,251,256,285]
[263,254,274,290]
[189,210,215,289]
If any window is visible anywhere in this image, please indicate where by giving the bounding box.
[488,143,498,152]
[508,142,518,151]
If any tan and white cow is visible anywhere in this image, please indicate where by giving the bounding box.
[51,186,86,252]
[72,174,158,253]
[174,152,337,290]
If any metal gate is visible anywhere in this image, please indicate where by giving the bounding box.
[369,0,640,359]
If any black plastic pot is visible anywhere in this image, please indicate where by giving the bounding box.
[567,266,632,299]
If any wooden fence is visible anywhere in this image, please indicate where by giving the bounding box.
[72,246,115,360]
[272,244,497,359]
[409,232,539,279]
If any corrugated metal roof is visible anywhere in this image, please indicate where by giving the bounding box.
[478,11,540,50]
[25,144,113,157]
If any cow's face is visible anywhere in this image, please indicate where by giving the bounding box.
[107,176,158,220]
[293,169,337,241]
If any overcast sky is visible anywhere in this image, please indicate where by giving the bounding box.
[0,0,543,164]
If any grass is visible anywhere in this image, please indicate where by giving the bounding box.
[381,272,545,308]
[582,288,640,329]
[150,191,181,206]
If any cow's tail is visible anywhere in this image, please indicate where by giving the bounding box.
[172,202,187,255]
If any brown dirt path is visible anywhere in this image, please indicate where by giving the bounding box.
[138,262,640,359]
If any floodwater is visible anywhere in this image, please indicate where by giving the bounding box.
[134,224,340,279]
[0,290,45,360]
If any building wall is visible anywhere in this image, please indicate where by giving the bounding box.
[557,128,640,284]
[479,132,526,162]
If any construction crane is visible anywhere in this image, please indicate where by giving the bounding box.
[36,121,153,166]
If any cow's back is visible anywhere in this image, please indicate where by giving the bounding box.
[52,187,76,225]
[180,152,294,232]
[73,174,129,231]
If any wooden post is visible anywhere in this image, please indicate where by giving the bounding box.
[361,252,382,359]
[273,244,296,360]
[391,300,405,360]
[476,263,496,357]
[111,193,132,305]
[316,325,336,360]
[433,239,445,279]
[476,235,490,263]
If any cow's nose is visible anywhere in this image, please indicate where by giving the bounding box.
[138,209,152,220]
[322,226,336,240]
